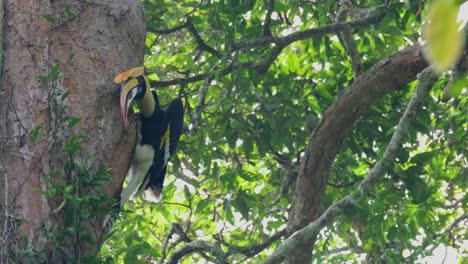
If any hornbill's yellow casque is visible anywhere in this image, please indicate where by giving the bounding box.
[115,67,184,207]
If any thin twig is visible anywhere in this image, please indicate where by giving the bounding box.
[160,225,177,263]
[263,0,275,36]
[186,18,222,58]
[423,212,468,255]
[333,0,363,78]
[147,22,189,35]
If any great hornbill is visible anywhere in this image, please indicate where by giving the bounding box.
[115,67,184,207]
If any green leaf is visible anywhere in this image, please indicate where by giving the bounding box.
[64,116,81,128]
[41,13,55,23]
[37,75,48,84]
[387,226,398,241]
[31,125,43,143]
[64,3,76,17]
[183,185,191,201]
[35,189,51,197]
[67,52,76,63]
[123,251,139,264]
[422,0,465,72]
[286,52,299,73]
[405,175,432,204]
[225,203,235,225]
[52,199,67,214]
[50,62,61,79]
[196,199,210,213]
[64,201,75,227]
[61,91,71,100]
[64,135,88,155]
[233,194,249,220]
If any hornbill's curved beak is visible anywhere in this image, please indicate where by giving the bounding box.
[114,67,146,129]
[119,78,141,129]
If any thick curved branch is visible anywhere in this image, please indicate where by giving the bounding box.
[252,44,285,74]
[290,45,427,223]
[167,241,228,264]
[285,44,431,263]
[263,67,439,264]
[171,223,215,263]
[165,226,286,262]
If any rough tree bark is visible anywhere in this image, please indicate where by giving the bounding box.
[285,45,430,263]
[0,0,145,261]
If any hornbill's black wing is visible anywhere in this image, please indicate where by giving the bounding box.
[146,99,184,199]
[167,99,184,155]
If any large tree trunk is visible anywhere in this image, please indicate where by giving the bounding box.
[0,0,145,262]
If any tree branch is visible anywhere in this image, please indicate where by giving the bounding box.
[150,73,210,87]
[328,245,364,255]
[232,5,386,50]
[147,22,189,35]
[421,212,468,256]
[150,45,283,88]
[160,224,177,263]
[188,78,210,135]
[146,0,205,36]
[165,224,286,262]
[263,67,439,264]
[225,229,286,257]
[327,174,359,188]
[440,197,465,209]
[162,222,216,263]
[263,0,275,36]
[285,44,430,264]
[252,44,285,74]
[333,0,363,78]
[167,241,228,264]
[149,5,385,88]
[186,18,222,58]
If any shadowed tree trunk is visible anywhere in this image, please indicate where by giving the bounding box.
[0,0,145,261]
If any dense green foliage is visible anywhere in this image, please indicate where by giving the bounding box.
[102,1,467,263]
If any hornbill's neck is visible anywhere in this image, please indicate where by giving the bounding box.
[137,78,156,118]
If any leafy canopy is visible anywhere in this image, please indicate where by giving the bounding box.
[102,1,467,263]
